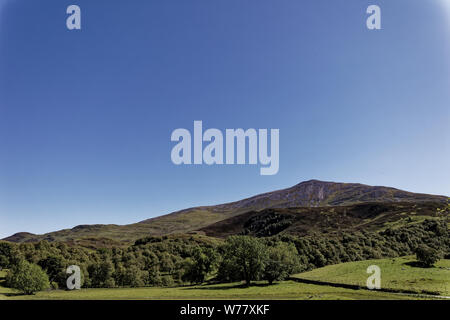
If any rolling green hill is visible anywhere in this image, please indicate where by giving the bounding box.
[3,180,448,243]
[292,256,450,296]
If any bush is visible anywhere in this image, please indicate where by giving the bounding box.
[6,260,50,295]
[161,275,174,287]
[415,245,440,267]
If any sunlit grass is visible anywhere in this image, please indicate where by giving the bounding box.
[293,256,450,296]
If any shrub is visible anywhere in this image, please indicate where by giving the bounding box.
[415,245,440,267]
[161,275,174,287]
[6,260,50,295]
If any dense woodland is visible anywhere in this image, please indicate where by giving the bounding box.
[0,218,449,293]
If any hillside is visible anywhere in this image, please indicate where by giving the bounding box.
[292,256,450,296]
[3,180,448,243]
[199,201,447,238]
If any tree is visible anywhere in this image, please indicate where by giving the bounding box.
[0,242,14,268]
[87,260,115,287]
[263,242,300,284]
[183,247,218,284]
[218,236,267,286]
[38,255,66,286]
[6,260,50,295]
[147,265,163,286]
[415,245,440,267]
[312,249,327,267]
[120,265,146,287]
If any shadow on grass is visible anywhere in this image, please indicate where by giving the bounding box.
[403,261,433,268]
[181,282,276,291]
[0,292,29,297]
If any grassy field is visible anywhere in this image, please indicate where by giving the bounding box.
[293,256,450,296]
[1,256,449,300]
[0,279,418,300]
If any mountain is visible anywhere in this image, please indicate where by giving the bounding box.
[3,180,448,243]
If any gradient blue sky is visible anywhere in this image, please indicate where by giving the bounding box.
[0,0,449,238]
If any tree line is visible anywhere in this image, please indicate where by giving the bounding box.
[0,219,448,294]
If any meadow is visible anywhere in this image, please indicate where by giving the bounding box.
[1,256,448,300]
[292,256,450,296]
[0,279,417,300]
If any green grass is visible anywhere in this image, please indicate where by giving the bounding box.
[293,256,450,296]
[0,280,418,300]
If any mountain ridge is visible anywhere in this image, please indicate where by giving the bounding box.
[3,180,448,243]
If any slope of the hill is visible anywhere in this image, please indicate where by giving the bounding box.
[199,201,448,238]
[292,256,450,296]
[3,180,448,243]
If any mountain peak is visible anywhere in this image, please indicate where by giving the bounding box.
[2,232,36,242]
[295,179,335,186]
[231,179,447,210]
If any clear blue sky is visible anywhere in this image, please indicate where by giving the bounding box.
[0,0,449,238]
